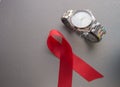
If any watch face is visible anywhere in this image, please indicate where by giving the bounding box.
[71,11,92,28]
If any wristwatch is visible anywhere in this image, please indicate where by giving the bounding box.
[61,9,106,42]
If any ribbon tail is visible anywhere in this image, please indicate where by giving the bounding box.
[58,54,73,87]
[73,54,103,81]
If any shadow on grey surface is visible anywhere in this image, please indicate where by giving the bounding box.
[107,49,120,86]
[61,25,74,34]
[82,37,97,50]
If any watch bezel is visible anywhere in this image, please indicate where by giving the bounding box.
[69,10,96,32]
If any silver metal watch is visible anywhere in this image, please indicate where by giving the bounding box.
[61,9,106,42]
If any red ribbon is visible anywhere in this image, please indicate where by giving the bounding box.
[47,29,103,87]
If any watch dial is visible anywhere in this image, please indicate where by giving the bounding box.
[71,11,92,28]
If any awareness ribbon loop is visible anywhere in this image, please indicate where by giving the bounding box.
[47,29,103,87]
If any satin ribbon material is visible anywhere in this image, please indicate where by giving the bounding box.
[47,29,103,87]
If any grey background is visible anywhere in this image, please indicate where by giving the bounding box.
[0,0,120,87]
